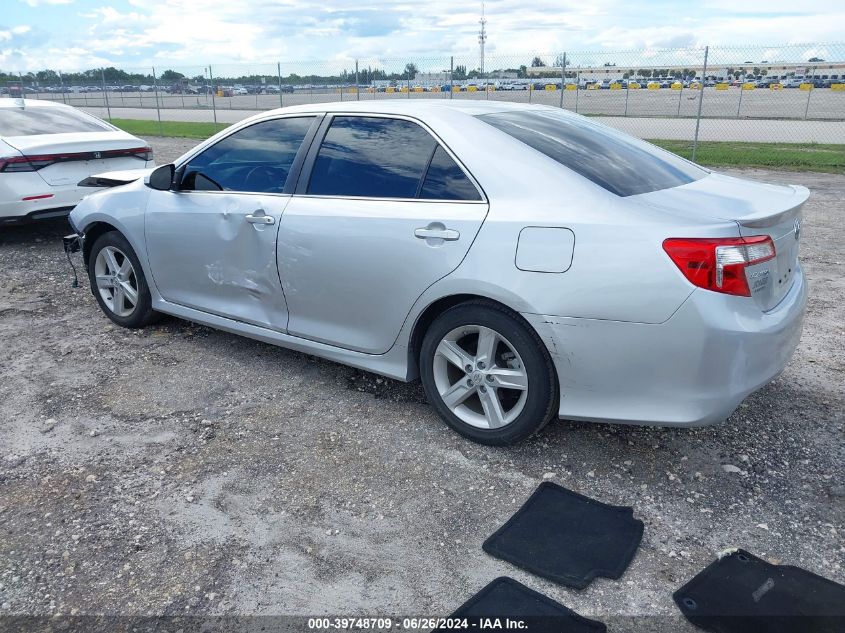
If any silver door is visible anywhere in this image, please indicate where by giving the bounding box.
[146,191,291,330]
[278,197,487,353]
[278,114,488,354]
[144,115,318,330]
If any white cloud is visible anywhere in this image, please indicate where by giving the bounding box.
[22,0,73,7]
[5,0,845,72]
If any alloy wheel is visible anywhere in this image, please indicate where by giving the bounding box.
[94,246,139,317]
[432,325,529,429]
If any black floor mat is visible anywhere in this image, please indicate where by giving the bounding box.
[482,482,644,589]
[673,549,845,633]
[436,576,606,633]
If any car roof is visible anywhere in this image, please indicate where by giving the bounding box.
[257,99,554,118]
[0,98,76,109]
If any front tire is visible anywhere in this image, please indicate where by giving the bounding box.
[420,301,558,446]
[87,231,158,328]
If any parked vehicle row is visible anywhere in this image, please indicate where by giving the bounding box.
[6,77,843,97]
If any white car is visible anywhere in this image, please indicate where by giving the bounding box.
[0,99,153,224]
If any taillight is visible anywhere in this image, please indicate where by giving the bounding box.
[662,236,776,297]
[0,146,153,172]
[102,146,153,161]
[0,156,50,172]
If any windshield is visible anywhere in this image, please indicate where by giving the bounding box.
[476,109,706,196]
[0,106,112,137]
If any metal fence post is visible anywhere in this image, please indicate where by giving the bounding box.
[59,71,67,105]
[356,59,360,101]
[737,82,743,118]
[152,67,163,136]
[624,81,630,116]
[449,56,454,100]
[677,82,683,116]
[575,69,580,112]
[559,52,566,108]
[208,65,218,126]
[691,45,709,163]
[278,63,284,108]
[101,68,111,120]
[407,64,411,98]
[804,84,813,120]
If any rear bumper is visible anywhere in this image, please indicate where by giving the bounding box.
[0,184,88,223]
[524,265,808,427]
[0,206,75,225]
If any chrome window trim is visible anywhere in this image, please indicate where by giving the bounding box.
[167,190,293,199]
[299,112,488,204]
[293,194,487,205]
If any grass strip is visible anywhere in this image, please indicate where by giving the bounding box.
[650,140,845,173]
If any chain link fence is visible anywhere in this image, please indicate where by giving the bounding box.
[3,43,844,146]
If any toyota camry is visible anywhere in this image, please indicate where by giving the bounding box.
[64,101,807,445]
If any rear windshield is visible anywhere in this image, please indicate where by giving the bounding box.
[0,106,111,137]
[476,110,705,196]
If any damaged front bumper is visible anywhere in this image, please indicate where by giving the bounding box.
[63,233,83,254]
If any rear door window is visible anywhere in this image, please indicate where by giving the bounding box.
[181,117,314,194]
[0,106,111,136]
[307,116,436,198]
[477,110,706,196]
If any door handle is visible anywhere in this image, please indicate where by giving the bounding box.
[414,226,460,241]
[245,210,275,225]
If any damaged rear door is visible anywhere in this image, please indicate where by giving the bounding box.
[145,116,319,331]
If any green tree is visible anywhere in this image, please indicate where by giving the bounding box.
[404,63,418,80]
[160,69,185,82]
[530,56,546,67]
[453,64,467,80]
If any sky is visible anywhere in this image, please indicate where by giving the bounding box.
[2,0,844,73]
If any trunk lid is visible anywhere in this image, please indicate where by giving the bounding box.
[638,172,808,311]
[3,132,149,186]
[78,167,154,188]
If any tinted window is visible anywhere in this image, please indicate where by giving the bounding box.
[420,146,481,201]
[477,110,705,196]
[308,117,436,198]
[181,117,313,194]
[0,106,111,136]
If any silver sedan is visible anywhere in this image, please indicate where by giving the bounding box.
[66,101,807,445]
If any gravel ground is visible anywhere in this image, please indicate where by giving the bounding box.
[0,138,843,632]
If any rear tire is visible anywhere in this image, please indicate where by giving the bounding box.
[87,231,159,329]
[420,301,558,446]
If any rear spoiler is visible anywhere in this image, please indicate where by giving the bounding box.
[78,167,155,188]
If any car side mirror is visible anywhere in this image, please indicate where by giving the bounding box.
[147,164,175,191]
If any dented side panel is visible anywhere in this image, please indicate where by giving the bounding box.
[145,190,291,332]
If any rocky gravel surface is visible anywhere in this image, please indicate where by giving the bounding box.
[0,141,843,631]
